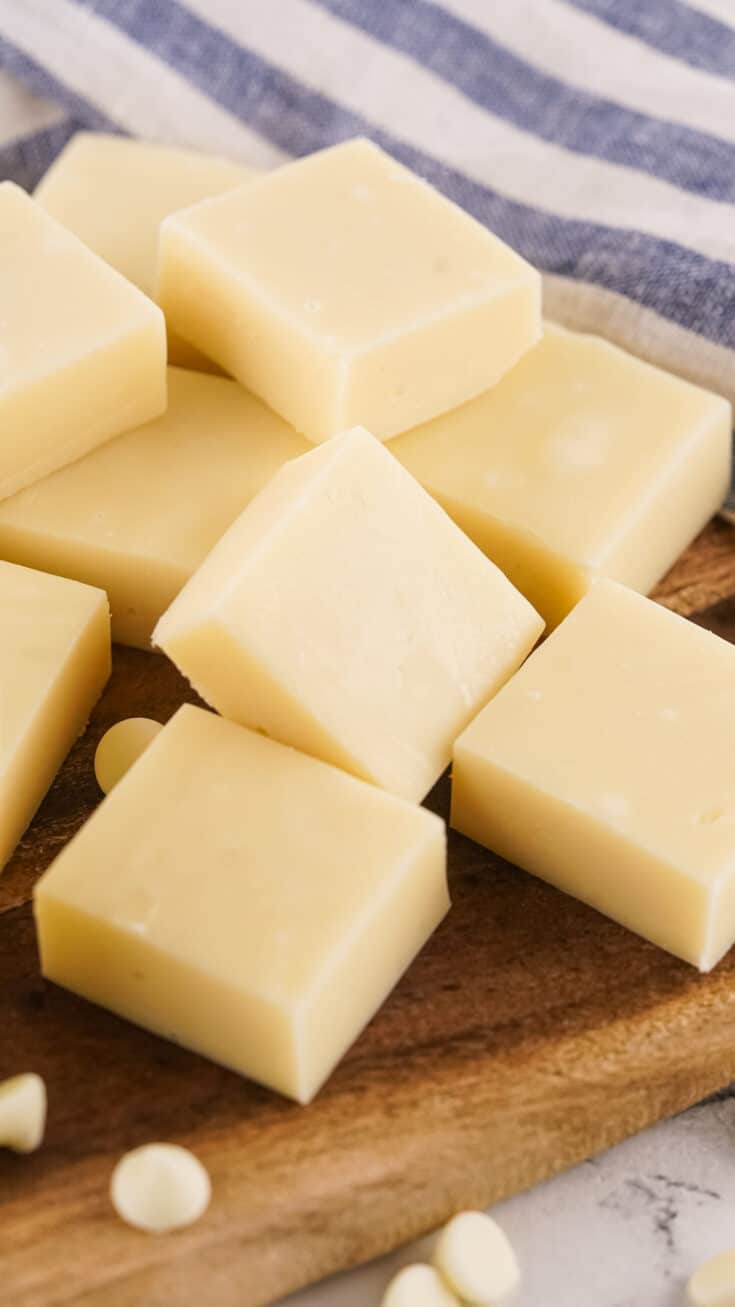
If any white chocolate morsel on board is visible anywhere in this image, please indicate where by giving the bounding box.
[688,1249,735,1306]
[0,1074,47,1153]
[0,367,309,648]
[391,322,731,629]
[381,1264,460,1307]
[154,427,543,804]
[110,1143,211,1234]
[94,719,163,794]
[36,133,257,370]
[0,182,166,501]
[433,1211,520,1305]
[158,137,540,442]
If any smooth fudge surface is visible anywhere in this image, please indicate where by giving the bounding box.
[154,427,544,802]
[36,133,256,369]
[0,181,166,500]
[0,367,309,648]
[157,137,541,441]
[35,705,449,1103]
[452,580,735,971]
[0,561,110,873]
[392,324,731,628]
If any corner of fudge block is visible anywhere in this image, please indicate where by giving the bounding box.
[296,810,449,1103]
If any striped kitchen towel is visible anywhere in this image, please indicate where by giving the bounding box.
[1,0,735,414]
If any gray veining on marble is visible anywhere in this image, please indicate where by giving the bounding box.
[279,1094,735,1306]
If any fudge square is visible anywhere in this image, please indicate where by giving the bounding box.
[0,367,309,649]
[391,323,732,630]
[35,705,449,1103]
[0,182,166,501]
[35,133,256,370]
[452,580,735,971]
[35,133,254,302]
[157,138,541,442]
[154,427,544,803]
[0,561,110,874]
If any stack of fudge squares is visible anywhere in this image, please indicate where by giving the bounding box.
[1,134,733,1104]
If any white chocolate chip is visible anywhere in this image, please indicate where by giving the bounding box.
[381,1264,459,1307]
[94,718,163,794]
[0,1073,47,1152]
[110,1143,211,1234]
[687,1249,735,1306]
[433,1211,520,1305]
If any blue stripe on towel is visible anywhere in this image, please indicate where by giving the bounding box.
[314,0,735,202]
[56,0,735,349]
[0,117,78,188]
[0,38,120,134]
[566,0,735,79]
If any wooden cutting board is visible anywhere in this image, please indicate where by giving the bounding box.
[3,519,735,1307]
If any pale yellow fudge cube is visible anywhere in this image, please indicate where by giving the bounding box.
[0,182,166,500]
[157,138,541,441]
[392,324,731,629]
[36,133,256,369]
[0,562,110,873]
[34,704,448,1102]
[154,427,543,802]
[0,367,309,648]
[452,580,735,971]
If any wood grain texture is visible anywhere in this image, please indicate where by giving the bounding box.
[2,518,735,1307]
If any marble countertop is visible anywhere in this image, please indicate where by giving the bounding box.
[278,1091,735,1307]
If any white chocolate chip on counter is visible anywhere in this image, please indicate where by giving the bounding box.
[381,1263,460,1307]
[0,1073,47,1153]
[433,1210,520,1305]
[110,1143,211,1234]
[94,717,163,794]
[687,1249,735,1306]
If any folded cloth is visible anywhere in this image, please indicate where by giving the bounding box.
[1,0,735,428]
